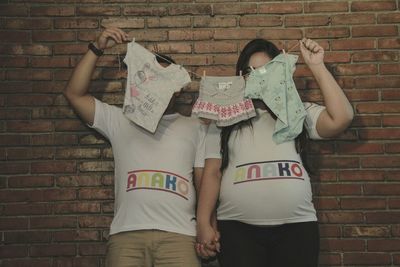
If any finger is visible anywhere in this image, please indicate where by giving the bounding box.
[104,30,121,44]
[116,28,129,41]
[108,29,124,43]
[215,241,221,252]
[199,244,211,258]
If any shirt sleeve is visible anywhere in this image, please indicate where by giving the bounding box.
[205,122,222,159]
[303,102,326,140]
[88,98,121,140]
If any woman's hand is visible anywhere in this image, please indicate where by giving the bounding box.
[196,223,220,258]
[95,27,129,50]
[299,38,324,67]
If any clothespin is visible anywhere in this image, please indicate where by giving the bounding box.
[203,70,206,77]
[239,70,242,76]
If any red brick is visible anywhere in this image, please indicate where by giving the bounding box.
[56,175,103,187]
[7,120,53,132]
[320,239,365,252]
[285,15,329,27]
[0,163,29,174]
[0,245,29,258]
[341,198,386,209]
[8,147,54,160]
[79,161,114,172]
[193,16,237,28]
[368,239,400,252]
[30,244,76,257]
[30,6,75,16]
[77,6,120,16]
[356,103,400,113]
[380,63,400,75]
[53,230,100,242]
[316,157,359,169]
[0,134,30,146]
[318,253,342,266]
[56,148,100,159]
[305,27,350,38]
[331,14,375,25]
[55,119,87,131]
[259,3,302,14]
[259,29,302,40]
[31,57,70,68]
[355,76,400,88]
[54,202,101,214]
[8,176,54,187]
[168,4,211,15]
[385,143,400,153]
[351,1,396,11]
[0,31,31,43]
[168,29,213,41]
[53,44,88,55]
[305,2,349,13]
[31,161,76,174]
[213,3,257,15]
[78,243,106,256]
[352,25,398,37]
[30,216,77,229]
[101,18,145,28]
[344,226,390,237]
[7,69,52,81]
[3,203,52,216]
[334,64,377,76]
[4,231,51,244]
[362,156,400,168]
[313,197,340,210]
[1,259,51,267]
[123,6,167,16]
[380,91,400,102]
[331,39,375,50]
[338,143,383,154]
[5,19,52,29]
[315,184,362,196]
[359,129,400,140]
[194,41,236,53]
[0,44,51,56]
[33,31,76,42]
[364,183,400,195]
[239,16,281,27]
[378,38,400,49]
[344,253,391,265]
[318,212,363,223]
[214,29,257,40]
[0,5,28,16]
[0,57,29,67]
[0,109,31,119]
[0,217,29,230]
[147,17,191,28]
[78,215,113,228]
[55,18,98,29]
[79,188,114,200]
[378,12,400,24]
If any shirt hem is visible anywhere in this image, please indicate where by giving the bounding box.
[217,215,317,226]
[109,225,196,237]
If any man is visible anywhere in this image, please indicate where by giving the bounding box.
[63,27,206,267]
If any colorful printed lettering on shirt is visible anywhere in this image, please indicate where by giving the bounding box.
[126,170,190,200]
[233,160,305,185]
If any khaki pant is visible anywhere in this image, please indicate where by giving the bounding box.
[105,230,201,267]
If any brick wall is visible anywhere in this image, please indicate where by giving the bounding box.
[1,1,399,266]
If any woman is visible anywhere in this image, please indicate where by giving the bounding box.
[196,38,353,267]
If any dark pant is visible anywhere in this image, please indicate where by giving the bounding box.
[217,220,319,267]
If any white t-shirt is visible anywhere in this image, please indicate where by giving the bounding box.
[91,99,207,236]
[122,40,191,133]
[205,102,325,225]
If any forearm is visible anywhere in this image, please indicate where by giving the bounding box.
[197,169,221,225]
[64,50,99,98]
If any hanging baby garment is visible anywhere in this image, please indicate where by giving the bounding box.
[192,76,256,127]
[122,40,191,133]
[244,53,307,144]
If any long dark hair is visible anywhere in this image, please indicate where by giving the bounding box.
[220,39,311,173]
